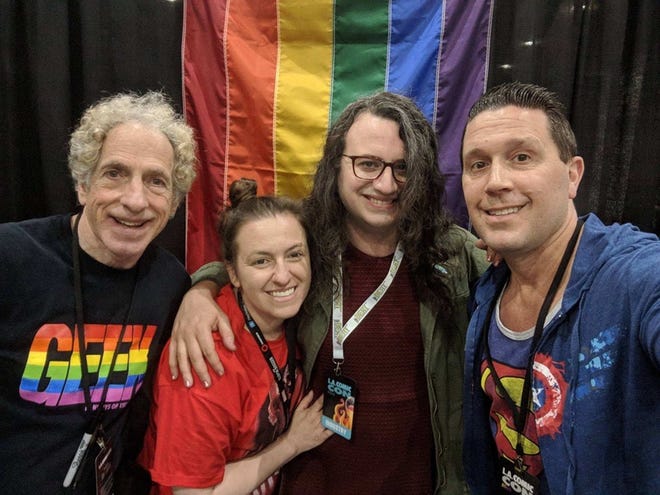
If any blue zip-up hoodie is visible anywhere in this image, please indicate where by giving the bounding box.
[463,214,660,494]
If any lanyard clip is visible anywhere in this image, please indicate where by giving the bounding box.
[333,359,343,376]
[514,455,525,473]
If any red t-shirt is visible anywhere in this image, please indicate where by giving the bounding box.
[139,284,302,494]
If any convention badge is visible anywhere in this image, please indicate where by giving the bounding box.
[94,427,114,495]
[322,375,357,440]
[498,456,541,495]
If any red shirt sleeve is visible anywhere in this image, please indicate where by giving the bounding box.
[140,338,248,489]
[139,285,300,492]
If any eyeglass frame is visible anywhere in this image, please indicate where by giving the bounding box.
[341,154,408,183]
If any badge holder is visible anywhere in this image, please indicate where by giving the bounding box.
[94,425,114,495]
[63,424,114,495]
[498,456,541,495]
[322,364,357,440]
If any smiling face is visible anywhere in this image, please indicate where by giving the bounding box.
[76,122,177,269]
[226,213,311,337]
[461,105,583,258]
[338,112,405,252]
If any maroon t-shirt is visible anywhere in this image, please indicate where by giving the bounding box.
[281,245,434,494]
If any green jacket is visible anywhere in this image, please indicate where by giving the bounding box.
[192,225,488,495]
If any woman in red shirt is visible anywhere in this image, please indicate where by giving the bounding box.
[140,179,332,494]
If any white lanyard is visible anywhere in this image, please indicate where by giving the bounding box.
[331,242,404,368]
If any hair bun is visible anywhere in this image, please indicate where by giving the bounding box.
[228,178,257,207]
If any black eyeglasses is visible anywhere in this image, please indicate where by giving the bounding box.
[342,155,408,183]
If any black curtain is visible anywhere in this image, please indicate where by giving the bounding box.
[1,0,185,259]
[2,0,658,266]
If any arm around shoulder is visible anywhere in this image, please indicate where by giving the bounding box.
[191,261,230,287]
[169,262,235,387]
[447,225,490,284]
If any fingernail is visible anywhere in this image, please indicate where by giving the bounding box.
[203,380,210,388]
[171,375,177,381]
[185,380,192,388]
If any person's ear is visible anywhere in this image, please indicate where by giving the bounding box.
[76,182,88,206]
[567,156,584,199]
[227,263,240,288]
[169,195,181,219]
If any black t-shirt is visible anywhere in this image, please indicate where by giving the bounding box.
[0,214,190,494]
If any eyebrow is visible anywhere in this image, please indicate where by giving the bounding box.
[246,242,306,256]
[503,137,539,149]
[97,160,128,170]
[97,160,172,177]
[346,154,405,161]
[464,136,541,156]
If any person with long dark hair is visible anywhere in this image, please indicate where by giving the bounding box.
[169,93,488,494]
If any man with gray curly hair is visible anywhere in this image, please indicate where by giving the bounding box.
[0,91,196,494]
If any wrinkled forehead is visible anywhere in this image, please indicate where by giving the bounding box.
[97,122,175,169]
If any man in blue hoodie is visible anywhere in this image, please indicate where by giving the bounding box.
[460,81,659,495]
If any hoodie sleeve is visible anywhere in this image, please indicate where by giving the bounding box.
[637,248,660,369]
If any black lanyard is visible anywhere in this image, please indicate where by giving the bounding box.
[236,290,296,426]
[71,212,141,420]
[65,212,140,491]
[482,219,583,466]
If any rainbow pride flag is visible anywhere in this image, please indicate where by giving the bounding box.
[183,0,492,271]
